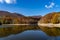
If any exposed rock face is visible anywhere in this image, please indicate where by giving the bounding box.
[38,12,60,24]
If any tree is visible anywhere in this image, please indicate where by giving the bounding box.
[51,14,60,24]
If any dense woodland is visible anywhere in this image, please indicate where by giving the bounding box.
[39,12,60,24]
[0,11,60,24]
[0,11,41,25]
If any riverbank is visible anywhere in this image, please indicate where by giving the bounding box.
[2,23,60,27]
[38,23,60,27]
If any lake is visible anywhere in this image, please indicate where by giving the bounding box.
[0,25,60,40]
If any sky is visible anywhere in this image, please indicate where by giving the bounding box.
[0,0,60,16]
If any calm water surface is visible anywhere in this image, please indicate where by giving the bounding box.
[0,25,60,40]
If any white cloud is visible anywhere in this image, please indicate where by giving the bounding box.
[0,0,4,3]
[45,2,55,9]
[5,0,16,4]
[0,0,16,4]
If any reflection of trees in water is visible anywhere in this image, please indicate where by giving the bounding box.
[0,25,40,37]
[39,26,60,36]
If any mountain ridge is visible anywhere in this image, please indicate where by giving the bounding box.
[0,11,41,24]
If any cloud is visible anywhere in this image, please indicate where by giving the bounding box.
[5,0,16,4]
[45,2,55,9]
[0,0,4,3]
[0,0,16,4]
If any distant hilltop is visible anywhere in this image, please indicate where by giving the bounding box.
[0,11,25,17]
[38,12,60,24]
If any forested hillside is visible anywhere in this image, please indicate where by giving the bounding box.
[38,12,60,24]
[0,11,41,24]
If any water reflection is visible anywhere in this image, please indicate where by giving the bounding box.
[39,26,60,36]
[0,30,50,40]
[1,30,60,40]
[0,25,40,37]
[0,25,60,40]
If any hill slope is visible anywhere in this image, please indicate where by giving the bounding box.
[38,12,60,24]
[0,11,41,24]
[0,11,25,17]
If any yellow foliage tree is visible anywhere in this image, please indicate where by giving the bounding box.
[51,14,60,24]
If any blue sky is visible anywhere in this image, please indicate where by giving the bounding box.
[0,0,60,16]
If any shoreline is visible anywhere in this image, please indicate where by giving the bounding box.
[38,23,60,27]
[0,23,60,27]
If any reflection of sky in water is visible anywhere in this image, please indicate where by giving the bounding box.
[0,30,60,40]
